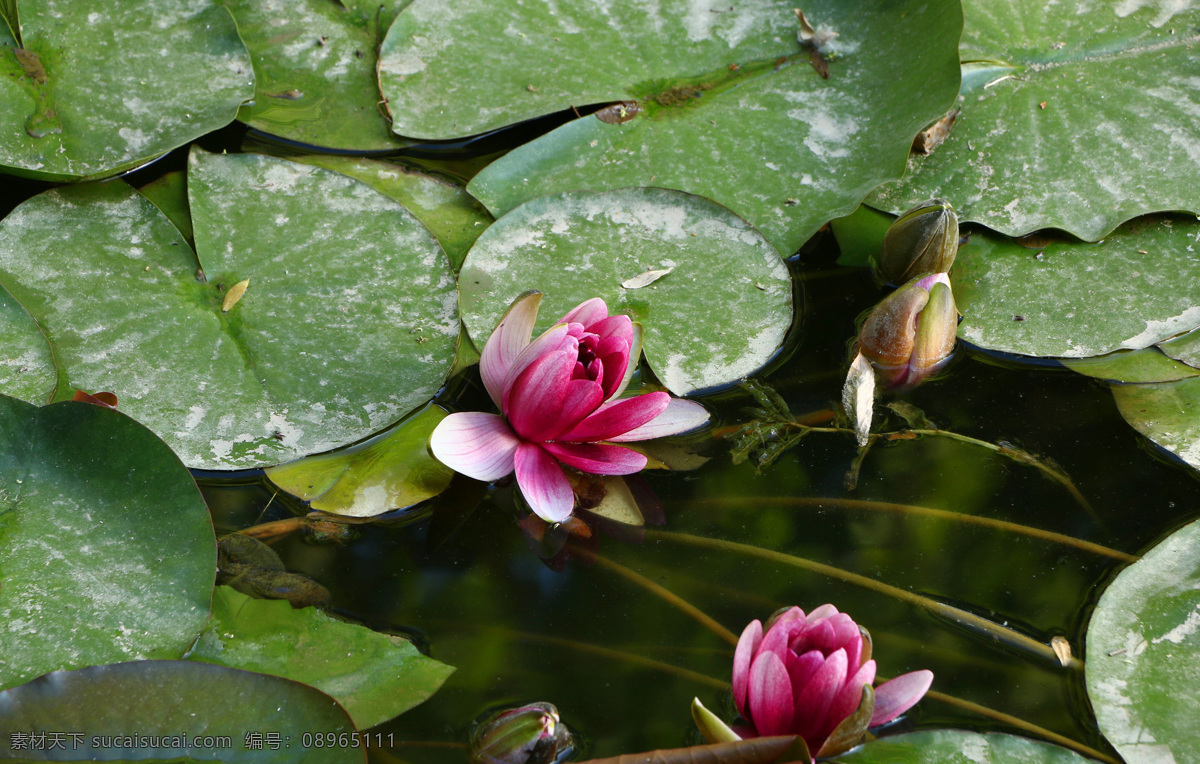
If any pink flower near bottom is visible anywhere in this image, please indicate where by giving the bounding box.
[430,292,709,523]
[732,605,933,757]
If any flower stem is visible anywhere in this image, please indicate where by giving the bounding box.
[646,530,1082,670]
[690,496,1135,562]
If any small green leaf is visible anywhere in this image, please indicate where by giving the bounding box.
[1085,518,1200,762]
[1061,348,1200,384]
[831,205,895,269]
[266,403,454,517]
[188,587,455,730]
[457,188,793,395]
[0,285,55,404]
[1111,376,1200,472]
[0,397,215,691]
[136,170,194,245]
[0,660,363,762]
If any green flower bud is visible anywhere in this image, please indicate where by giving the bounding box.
[879,199,959,284]
[469,703,573,764]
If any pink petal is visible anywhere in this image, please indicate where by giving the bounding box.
[588,314,633,344]
[748,651,794,737]
[501,325,576,413]
[559,393,670,442]
[605,398,709,442]
[733,620,763,717]
[506,349,574,441]
[480,292,542,409]
[870,670,933,727]
[824,660,877,738]
[609,322,643,400]
[558,297,609,327]
[793,648,847,742]
[428,412,519,481]
[807,604,840,623]
[787,649,825,697]
[513,443,575,523]
[541,441,647,475]
[545,379,605,439]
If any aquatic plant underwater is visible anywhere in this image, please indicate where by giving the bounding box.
[2,0,1200,762]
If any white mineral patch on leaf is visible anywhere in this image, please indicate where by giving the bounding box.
[1153,605,1200,644]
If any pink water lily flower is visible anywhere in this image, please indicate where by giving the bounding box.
[430,292,709,523]
[732,605,933,758]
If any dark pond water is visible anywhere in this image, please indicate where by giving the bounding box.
[7,126,1198,763]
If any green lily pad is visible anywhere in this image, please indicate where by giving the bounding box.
[379,0,961,255]
[0,397,215,691]
[1157,327,1200,370]
[0,0,253,181]
[870,0,1200,241]
[219,0,409,150]
[950,217,1200,358]
[835,730,1091,762]
[1112,376,1200,471]
[1086,518,1200,762]
[0,660,363,762]
[293,155,492,270]
[458,188,793,395]
[0,286,54,404]
[189,587,454,730]
[1061,348,1200,384]
[266,403,454,517]
[0,152,459,470]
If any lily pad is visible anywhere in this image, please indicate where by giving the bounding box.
[870,0,1200,241]
[0,397,215,691]
[219,0,409,150]
[293,155,493,270]
[379,0,962,255]
[1157,326,1200,370]
[0,0,253,181]
[1061,348,1200,384]
[950,217,1200,358]
[0,286,55,403]
[831,204,894,269]
[835,730,1091,762]
[0,660,363,762]
[189,586,455,730]
[266,403,454,517]
[457,187,793,395]
[1086,518,1200,762]
[1112,376,1200,471]
[0,152,459,469]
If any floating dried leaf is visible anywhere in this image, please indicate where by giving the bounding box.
[222,278,250,311]
[842,351,875,447]
[622,267,673,289]
[1051,635,1072,667]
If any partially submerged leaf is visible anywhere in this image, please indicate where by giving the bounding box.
[1085,518,1200,762]
[836,729,1091,762]
[188,587,455,730]
[0,660,364,762]
[1061,348,1200,384]
[576,735,810,764]
[1111,376,1200,472]
[265,403,454,517]
[458,188,793,395]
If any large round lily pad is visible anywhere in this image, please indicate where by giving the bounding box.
[870,0,1200,241]
[189,586,455,730]
[458,188,792,395]
[0,660,362,762]
[1086,518,1200,763]
[0,0,253,181]
[219,0,409,150]
[379,0,961,255]
[0,152,459,469]
[837,730,1091,763]
[0,397,215,691]
[951,217,1200,358]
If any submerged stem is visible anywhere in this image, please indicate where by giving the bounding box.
[647,530,1081,670]
[692,496,1135,562]
[591,553,740,646]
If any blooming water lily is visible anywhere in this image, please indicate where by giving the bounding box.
[696,604,932,760]
[430,292,709,523]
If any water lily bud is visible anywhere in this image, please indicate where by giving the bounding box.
[858,273,958,390]
[469,702,573,764]
[879,198,958,284]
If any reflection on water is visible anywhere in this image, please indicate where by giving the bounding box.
[200,237,1199,762]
